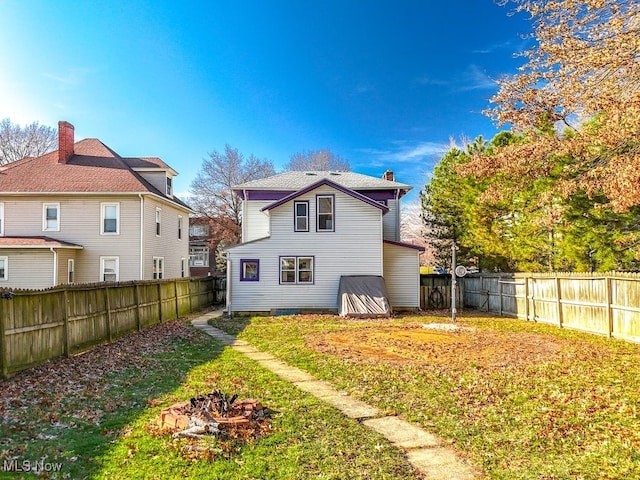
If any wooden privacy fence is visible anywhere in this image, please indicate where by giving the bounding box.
[420,274,464,310]
[0,276,225,378]
[464,272,640,342]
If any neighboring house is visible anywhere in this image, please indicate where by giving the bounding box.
[189,216,214,276]
[225,169,425,314]
[0,121,192,289]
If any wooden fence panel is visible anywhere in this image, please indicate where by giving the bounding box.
[107,285,138,338]
[175,279,192,317]
[3,291,66,374]
[611,278,640,342]
[67,288,108,353]
[137,283,161,328]
[463,272,640,343]
[0,276,221,378]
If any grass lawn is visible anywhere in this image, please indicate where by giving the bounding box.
[210,312,640,480]
[0,315,420,480]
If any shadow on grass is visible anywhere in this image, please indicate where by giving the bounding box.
[0,306,230,480]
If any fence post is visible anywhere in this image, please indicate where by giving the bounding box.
[174,280,180,319]
[62,290,70,357]
[523,276,530,321]
[556,276,563,328]
[104,287,112,342]
[134,283,141,331]
[607,276,614,337]
[499,278,503,316]
[157,282,163,323]
[0,296,6,378]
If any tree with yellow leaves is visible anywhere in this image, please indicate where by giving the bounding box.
[480,0,640,212]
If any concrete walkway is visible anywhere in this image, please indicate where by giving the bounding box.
[191,310,479,480]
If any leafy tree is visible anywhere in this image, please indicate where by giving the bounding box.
[189,145,275,244]
[0,118,57,165]
[286,149,350,171]
[421,145,485,269]
[485,0,640,212]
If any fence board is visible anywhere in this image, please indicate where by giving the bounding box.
[464,272,640,343]
[0,276,222,377]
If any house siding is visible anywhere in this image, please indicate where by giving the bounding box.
[228,187,383,312]
[0,194,190,286]
[1,195,142,283]
[383,242,421,308]
[0,249,55,290]
[142,197,190,279]
[243,200,271,242]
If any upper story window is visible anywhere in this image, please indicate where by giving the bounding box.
[43,203,60,231]
[166,177,173,196]
[101,203,120,235]
[189,223,209,237]
[178,215,183,240]
[317,195,334,232]
[155,208,161,236]
[294,201,309,232]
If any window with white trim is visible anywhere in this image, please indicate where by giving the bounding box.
[153,256,164,279]
[68,259,75,283]
[0,203,5,236]
[189,246,209,267]
[100,256,119,282]
[280,256,314,284]
[294,201,309,232]
[43,203,60,231]
[101,203,119,234]
[181,257,186,277]
[0,256,8,281]
[178,215,183,240]
[317,195,334,231]
[155,208,161,236]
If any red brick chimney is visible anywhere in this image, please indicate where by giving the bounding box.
[58,121,75,164]
[382,169,394,181]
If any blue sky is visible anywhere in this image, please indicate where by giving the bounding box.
[0,1,532,205]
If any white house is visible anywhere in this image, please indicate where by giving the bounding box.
[225,170,424,314]
[0,121,192,289]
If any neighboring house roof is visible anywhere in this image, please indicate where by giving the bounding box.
[0,236,83,249]
[0,137,192,212]
[233,170,412,196]
[261,178,390,214]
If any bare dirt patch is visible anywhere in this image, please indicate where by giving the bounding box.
[306,325,566,370]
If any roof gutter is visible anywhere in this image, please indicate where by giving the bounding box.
[139,194,144,279]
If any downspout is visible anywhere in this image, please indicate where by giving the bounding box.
[49,247,57,287]
[224,252,232,316]
[139,194,144,280]
[242,189,248,242]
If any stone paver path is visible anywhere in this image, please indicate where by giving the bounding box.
[192,311,479,480]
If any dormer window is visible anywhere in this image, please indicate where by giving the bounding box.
[166,177,173,196]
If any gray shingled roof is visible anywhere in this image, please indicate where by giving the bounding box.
[233,170,412,191]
